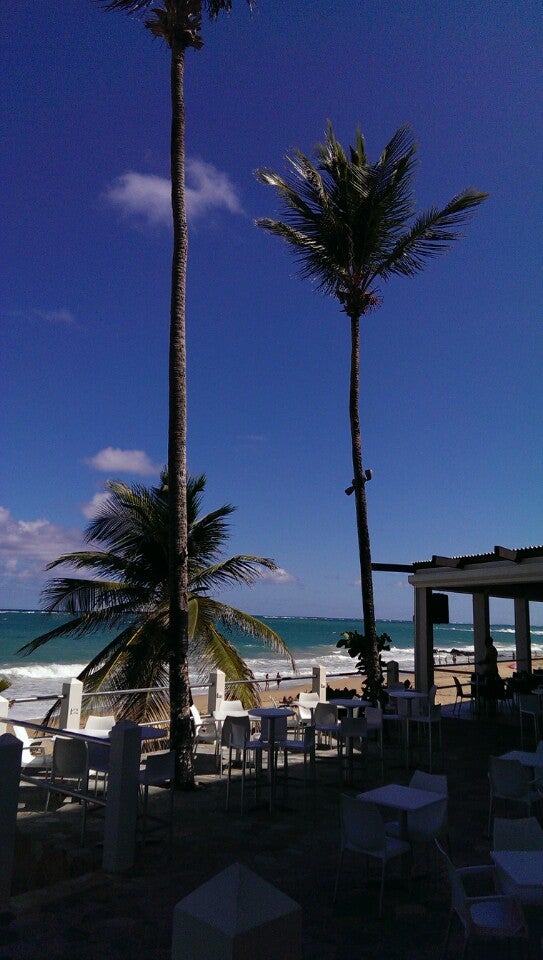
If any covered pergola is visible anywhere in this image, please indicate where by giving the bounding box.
[374,545,543,692]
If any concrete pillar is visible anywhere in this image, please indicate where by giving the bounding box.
[514,598,531,673]
[208,669,225,715]
[312,665,326,701]
[172,862,302,960]
[473,593,490,668]
[58,677,83,730]
[0,733,23,909]
[0,695,9,735]
[386,661,399,686]
[102,721,141,874]
[414,587,434,693]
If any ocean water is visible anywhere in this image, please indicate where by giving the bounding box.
[2,609,542,719]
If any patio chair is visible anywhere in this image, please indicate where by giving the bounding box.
[45,736,90,843]
[139,749,175,841]
[452,676,473,716]
[386,770,450,873]
[84,714,115,732]
[365,706,384,768]
[190,704,217,757]
[487,755,543,835]
[435,839,528,958]
[334,795,410,917]
[493,815,543,850]
[337,717,367,783]
[408,701,442,772]
[492,815,543,906]
[278,724,316,789]
[519,693,543,749]
[314,702,340,751]
[12,724,52,771]
[225,716,267,813]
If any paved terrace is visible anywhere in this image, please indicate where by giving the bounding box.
[3,706,543,960]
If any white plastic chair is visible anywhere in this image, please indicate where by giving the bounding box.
[519,693,543,748]
[337,717,367,783]
[190,704,217,757]
[12,724,52,771]
[493,815,543,850]
[225,716,267,813]
[453,676,474,716]
[314,702,340,751]
[139,749,175,841]
[334,795,410,917]
[488,755,543,834]
[45,737,90,842]
[408,697,442,772]
[84,714,115,732]
[435,839,528,958]
[279,724,316,790]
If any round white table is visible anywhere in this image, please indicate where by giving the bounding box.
[248,707,295,811]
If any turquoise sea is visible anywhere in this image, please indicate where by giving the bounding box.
[2,609,542,718]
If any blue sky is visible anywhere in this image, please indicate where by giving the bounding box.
[1,1,541,624]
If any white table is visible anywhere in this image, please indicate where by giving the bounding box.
[500,749,543,770]
[248,707,295,811]
[329,697,370,713]
[357,783,444,839]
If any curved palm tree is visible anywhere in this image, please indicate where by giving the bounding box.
[101,1,254,784]
[20,473,293,722]
[256,123,487,699]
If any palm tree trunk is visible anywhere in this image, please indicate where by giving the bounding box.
[168,38,193,787]
[349,315,378,660]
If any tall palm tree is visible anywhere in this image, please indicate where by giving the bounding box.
[101,1,253,785]
[20,473,293,721]
[256,123,487,698]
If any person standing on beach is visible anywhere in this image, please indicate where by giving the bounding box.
[477,634,503,706]
[264,673,269,691]
[276,672,281,688]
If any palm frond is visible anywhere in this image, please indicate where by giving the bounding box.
[377,189,489,280]
[190,554,277,593]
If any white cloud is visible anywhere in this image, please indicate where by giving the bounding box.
[33,308,75,324]
[85,447,160,476]
[105,158,242,227]
[260,567,298,585]
[81,491,112,520]
[0,506,83,584]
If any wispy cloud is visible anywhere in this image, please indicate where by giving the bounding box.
[0,506,82,584]
[105,158,243,227]
[260,567,298,585]
[33,308,75,324]
[81,491,112,520]
[85,447,160,476]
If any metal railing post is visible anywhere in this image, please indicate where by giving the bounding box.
[207,670,225,715]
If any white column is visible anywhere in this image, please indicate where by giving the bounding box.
[414,587,434,693]
[312,665,326,700]
[0,695,9,735]
[58,677,83,730]
[207,670,225,715]
[0,733,23,909]
[102,721,141,874]
[514,598,531,673]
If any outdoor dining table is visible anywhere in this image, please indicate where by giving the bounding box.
[356,782,445,840]
[499,749,543,771]
[248,706,295,812]
[329,697,370,714]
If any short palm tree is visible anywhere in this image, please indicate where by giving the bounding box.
[101,1,254,784]
[256,123,487,698]
[20,473,293,722]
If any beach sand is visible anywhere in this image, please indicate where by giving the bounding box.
[192,661,515,714]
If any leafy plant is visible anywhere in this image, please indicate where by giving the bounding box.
[337,630,391,705]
